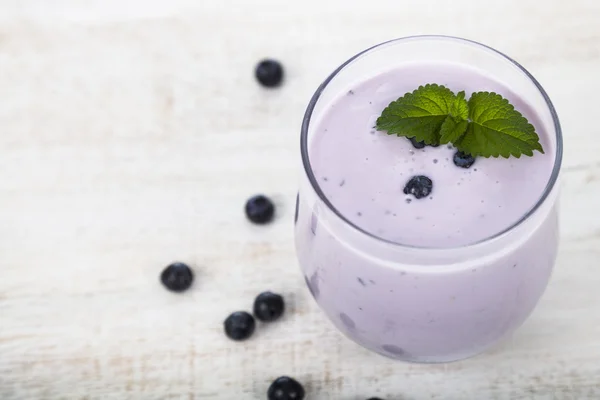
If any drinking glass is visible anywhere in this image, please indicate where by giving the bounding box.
[294,36,562,363]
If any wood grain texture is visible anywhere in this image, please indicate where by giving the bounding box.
[1,0,599,399]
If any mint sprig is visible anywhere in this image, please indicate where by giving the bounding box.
[376,84,544,158]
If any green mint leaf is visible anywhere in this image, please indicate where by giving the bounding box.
[439,91,469,143]
[376,84,466,146]
[450,91,469,120]
[440,118,469,144]
[455,92,544,158]
[376,84,544,159]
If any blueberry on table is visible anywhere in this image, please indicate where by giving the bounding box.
[224,311,256,341]
[267,376,305,400]
[453,151,476,169]
[255,59,284,88]
[245,195,275,224]
[160,262,194,292]
[253,291,285,322]
[403,175,433,199]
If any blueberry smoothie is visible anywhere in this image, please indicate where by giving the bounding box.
[310,63,553,248]
[295,37,561,362]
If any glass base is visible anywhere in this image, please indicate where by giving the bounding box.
[341,331,499,364]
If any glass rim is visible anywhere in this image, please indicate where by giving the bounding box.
[300,35,563,250]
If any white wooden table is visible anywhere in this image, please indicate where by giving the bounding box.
[1,1,599,399]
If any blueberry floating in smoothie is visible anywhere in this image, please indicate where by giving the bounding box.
[310,210,318,235]
[382,344,405,356]
[267,376,305,400]
[253,291,285,322]
[453,151,476,169]
[294,193,299,224]
[160,262,194,292]
[409,137,426,149]
[408,136,441,149]
[224,311,256,341]
[339,313,356,330]
[255,59,284,88]
[305,272,320,299]
[245,195,275,224]
[403,175,433,199]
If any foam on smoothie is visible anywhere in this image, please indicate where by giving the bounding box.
[309,62,555,248]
